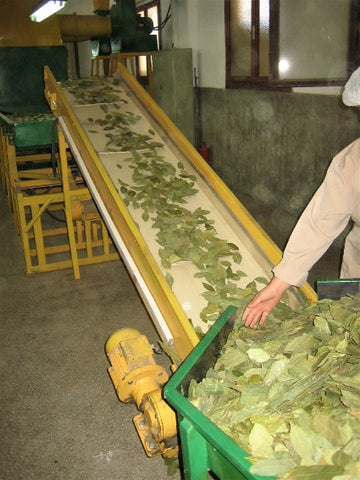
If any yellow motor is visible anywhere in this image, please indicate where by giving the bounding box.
[105,328,178,458]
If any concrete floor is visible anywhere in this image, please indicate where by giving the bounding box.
[0,182,342,480]
[0,186,181,480]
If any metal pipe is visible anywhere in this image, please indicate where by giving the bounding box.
[56,14,112,43]
[93,0,110,11]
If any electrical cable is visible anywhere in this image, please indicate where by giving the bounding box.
[45,207,66,223]
[153,2,171,30]
[23,187,66,223]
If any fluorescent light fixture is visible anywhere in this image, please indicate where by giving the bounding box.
[30,0,67,22]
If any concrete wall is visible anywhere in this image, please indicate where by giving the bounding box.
[156,0,359,248]
[199,87,360,247]
[153,49,194,145]
[160,0,225,89]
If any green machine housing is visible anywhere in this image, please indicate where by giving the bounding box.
[0,46,68,149]
[92,0,157,58]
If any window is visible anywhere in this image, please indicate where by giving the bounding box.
[225,0,360,89]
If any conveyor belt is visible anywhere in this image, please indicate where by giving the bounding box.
[44,64,317,362]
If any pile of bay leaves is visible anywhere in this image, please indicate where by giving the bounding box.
[6,112,55,124]
[188,294,360,479]
[62,77,124,105]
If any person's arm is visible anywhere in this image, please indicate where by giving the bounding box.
[242,140,357,328]
[242,276,291,327]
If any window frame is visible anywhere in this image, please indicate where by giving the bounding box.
[225,0,360,90]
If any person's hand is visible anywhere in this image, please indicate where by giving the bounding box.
[242,277,291,328]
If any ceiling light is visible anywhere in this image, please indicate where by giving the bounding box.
[30,0,67,23]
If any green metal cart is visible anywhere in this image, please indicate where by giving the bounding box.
[164,305,275,480]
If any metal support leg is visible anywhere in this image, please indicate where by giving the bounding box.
[57,125,81,279]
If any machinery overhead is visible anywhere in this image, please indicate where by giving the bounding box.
[0,0,157,50]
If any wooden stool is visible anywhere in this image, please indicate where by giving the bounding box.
[110,52,154,97]
[90,56,111,77]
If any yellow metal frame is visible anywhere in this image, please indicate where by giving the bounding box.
[0,125,11,200]
[0,127,25,215]
[16,186,118,277]
[43,64,317,360]
[0,123,63,233]
[0,117,119,278]
[44,65,199,360]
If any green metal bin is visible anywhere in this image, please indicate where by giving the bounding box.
[0,112,56,148]
[164,305,275,480]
